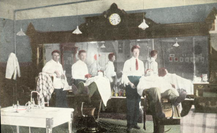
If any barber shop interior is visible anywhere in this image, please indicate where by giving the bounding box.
[1,0,217,133]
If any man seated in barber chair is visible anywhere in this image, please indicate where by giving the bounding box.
[71,50,93,96]
[137,70,186,132]
[71,50,111,119]
[158,67,192,117]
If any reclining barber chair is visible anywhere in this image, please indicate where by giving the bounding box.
[142,90,181,133]
[71,79,106,133]
[76,101,107,133]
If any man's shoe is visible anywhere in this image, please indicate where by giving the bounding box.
[133,125,140,129]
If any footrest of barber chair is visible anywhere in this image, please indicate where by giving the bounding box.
[163,103,181,119]
[156,104,181,125]
[163,103,173,118]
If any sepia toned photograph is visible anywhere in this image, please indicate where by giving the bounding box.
[0,0,217,133]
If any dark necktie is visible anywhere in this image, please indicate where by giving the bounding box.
[136,59,138,70]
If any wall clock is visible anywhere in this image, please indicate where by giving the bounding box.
[109,13,121,26]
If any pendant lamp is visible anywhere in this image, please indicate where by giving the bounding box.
[17,26,26,36]
[173,38,179,47]
[72,4,82,34]
[138,0,149,30]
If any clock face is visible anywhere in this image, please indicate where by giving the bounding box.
[109,13,121,26]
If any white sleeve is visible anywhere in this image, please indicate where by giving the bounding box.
[15,56,21,78]
[141,61,145,76]
[42,62,56,77]
[71,64,74,79]
[42,62,50,73]
[153,62,158,75]
[71,64,81,79]
[104,64,112,82]
[112,63,116,76]
[121,61,130,86]
[5,54,15,79]
[144,60,148,71]
[84,64,89,75]
[104,63,116,82]
[71,63,88,79]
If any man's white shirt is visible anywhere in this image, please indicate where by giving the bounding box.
[144,57,158,75]
[71,60,88,80]
[121,57,144,86]
[42,59,64,89]
[104,61,116,82]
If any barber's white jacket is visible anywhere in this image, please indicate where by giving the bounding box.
[71,60,89,80]
[121,57,144,86]
[144,57,158,76]
[104,61,116,82]
[5,53,21,80]
[42,59,64,89]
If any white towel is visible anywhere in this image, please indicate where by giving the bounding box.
[36,72,54,100]
[137,75,173,96]
[85,75,111,106]
[62,75,71,91]
[5,53,21,80]
[164,73,193,94]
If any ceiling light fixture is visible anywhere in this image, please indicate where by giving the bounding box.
[138,19,149,30]
[100,44,106,49]
[16,24,26,36]
[138,0,149,30]
[72,4,82,34]
[100,41,105,48]
[17,28,26,36]
[173,38,179,47]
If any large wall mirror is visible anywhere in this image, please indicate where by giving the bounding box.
[59,36,209,95]
[63,37,209,80]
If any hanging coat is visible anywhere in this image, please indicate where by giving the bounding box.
[5,53,21,80]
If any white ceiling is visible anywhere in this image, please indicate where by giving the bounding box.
[0,0,217,20]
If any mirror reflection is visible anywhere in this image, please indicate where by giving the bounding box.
[46,36,208,96]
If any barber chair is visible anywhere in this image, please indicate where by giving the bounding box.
[71,79,106,132]
[142,90,181,133]
[76,102,107,133]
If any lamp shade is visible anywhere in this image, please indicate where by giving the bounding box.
[173,42,179,47]
[100,44,106,48]
[16,28,26,36]
[72,26,82,34]
[138,19,149,30]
